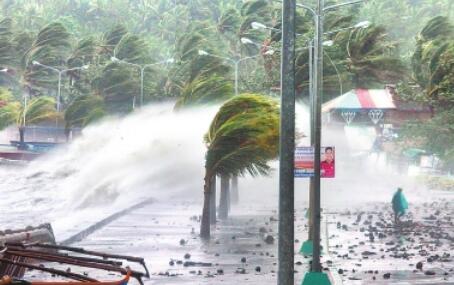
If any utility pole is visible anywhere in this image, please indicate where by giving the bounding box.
[312,0,324,273]
[278,0,296,284]
[302,0,331,284]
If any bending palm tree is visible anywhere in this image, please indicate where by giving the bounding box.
[0,96,57,147]
[200,93,279,239]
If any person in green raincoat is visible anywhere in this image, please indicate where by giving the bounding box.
[392,187,408,224]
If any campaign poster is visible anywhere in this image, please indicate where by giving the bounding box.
[294,146,335,178]
[295,147,314,177]
[320,146,335,178]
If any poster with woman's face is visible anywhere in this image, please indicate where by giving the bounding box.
[321,147,335,178]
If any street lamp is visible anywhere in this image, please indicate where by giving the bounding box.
[32,61,89,113]
[110,57,174,108]
[197,49,274,96]
[294,0,368,283]
[31,61,89,142]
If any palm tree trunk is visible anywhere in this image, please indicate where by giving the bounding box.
[200,175,211,239]
[209,175,216,225]
[18,127,25,150]
[231,175,239,204]
[218,174,230,219]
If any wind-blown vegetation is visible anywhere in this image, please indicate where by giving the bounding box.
[200,93,280,239]
[0,0,452,236]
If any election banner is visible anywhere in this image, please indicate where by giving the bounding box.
[295,146,335,178]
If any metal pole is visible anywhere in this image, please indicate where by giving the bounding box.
[308,39,315,241]
[140,68,145,107]
[234,61,239,96]
[23,93,27,128]
[57,72,62,113]
[278,0,296,284]
[312,0,324,272]
[56,72,62,142]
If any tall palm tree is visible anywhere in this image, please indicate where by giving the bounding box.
[23,22,72,94]
[0,95,57,147]
[64,95,105,133]
[339,24,407,88]
[412,16,454,102]
[200,93,279,239]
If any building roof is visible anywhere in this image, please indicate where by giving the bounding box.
[322,89,396,112]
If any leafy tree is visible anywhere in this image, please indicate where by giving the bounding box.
[64,95,105,130]
[200,93,279,238]
[401,16,454,167]
[412,16,454,107]
[23,22,72,94]
[0,95,57,145]
[174,75,234,109]
[0,18,16,68]
[94,62,139,114]
[340,25,407,88]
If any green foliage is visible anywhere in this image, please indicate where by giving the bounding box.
[417,175,454,191]
[175,75,234,109]
[341,25,407,87]
[94,62,139,114]
[21,96,57,126]
[401,16,454,166]
[23,22,72,92]
[0,100,20,129]
[204,93,279,178]
[0,95,56,130]
[64,95,105,129]
[412,16,454,107]
[0,18,16,68]
[115,34,150,63]
[401,111,454,161]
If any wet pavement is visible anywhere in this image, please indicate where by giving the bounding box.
[23,192,454,285]
[62,202,316,284]
[326,198,454,284]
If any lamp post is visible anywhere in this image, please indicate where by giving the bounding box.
[279,1,296,285]
[31,62,89,141]
[296,0,368,283]
[32,62,89,113]
[111,57,174,108]
[254,1,368,283]
[197,49,274,97]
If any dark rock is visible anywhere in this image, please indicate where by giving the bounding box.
[264,235,275,244]
[255,266,261,272]
[241,257,247,263]
[235,268,246,274]
[416,261,423,270]
[425,270,436,276]
[179,239,186,246]
[216,269,224,275]
[169,260,175,266]
[383,273,391,279]
[183,261,212,267]
[184,253,191,259]
[338,269,344,274]
[259,227,268,233]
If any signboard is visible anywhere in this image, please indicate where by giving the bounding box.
[295,146,335,178]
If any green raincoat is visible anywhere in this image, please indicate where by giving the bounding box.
[392,190,408,215]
